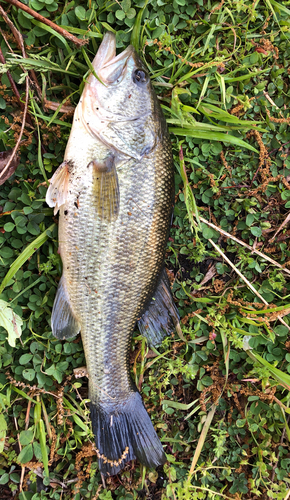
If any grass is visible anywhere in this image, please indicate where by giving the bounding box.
[1,0,290,498]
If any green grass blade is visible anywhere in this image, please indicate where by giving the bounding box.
[199,102,262,126]
[47,90,79,128]
[59,25,102,38]
[7,55,80,76]
[161,398,200,410]
[0,224,55,295]
[224,68,269,82]
[241,303,290,315]
[188,404,217,474]
[264,0,281,23]
[10,277,42,304]
[32,20,71,53]
[220,330,230,385]
[202,25,216,56]
[170,128,259,153]
[167,119,233,132]
[100,23,116,34]
[216,73,226,108]
[189,336,209,344]
[11,387,38,404]
[62,397,91,433]
[81,47,105,86]
[38,419,49,476]
[281,409,290,440]
[185,397,211,420]
[196,75,210,109]
[267,0,290,15]
[32,112,72,128]
[37,126,49,186]
[179,143,201,230]
[131,0,149,52]
[248,351,290,390]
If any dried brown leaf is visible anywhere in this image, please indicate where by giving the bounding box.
[0,150,19,186]
[44,100,75,114]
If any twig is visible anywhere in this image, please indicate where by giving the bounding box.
[2,0,89,47]
[0,72,29,183]
[101,474,106,489]
[198,265,217,287]
[197,215,290,276]
[0,6,48,160]
[0,4,40,94]
[0,5,43,99]
[14,416,25,492]
[263,90,283,115]
[0,28,30,105]
[0,45,22,102]
[0,5,27,55]
[209,238,268,304]
[269,140,290,155]
[209,238,290,331]
[230,27,237,53]
[269,212,290,243]
[0,44,46,154]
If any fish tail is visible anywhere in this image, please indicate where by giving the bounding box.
[90,392,166,476]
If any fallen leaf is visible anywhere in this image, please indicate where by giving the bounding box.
[44,99,75,113]
[255,47,268,55]
[146,349,158,359]
[0,300,23,347]
[0,150,19,186]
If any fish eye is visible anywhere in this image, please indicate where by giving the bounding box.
[133,69,147,84]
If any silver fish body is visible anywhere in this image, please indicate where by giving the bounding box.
[46,33,179,475]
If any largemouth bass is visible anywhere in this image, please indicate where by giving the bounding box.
[46,33,179,476]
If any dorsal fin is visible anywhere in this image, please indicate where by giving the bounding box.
[138,269,180,347]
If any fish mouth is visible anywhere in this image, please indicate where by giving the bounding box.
[92,32,134,84]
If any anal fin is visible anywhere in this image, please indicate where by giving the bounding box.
[138,269,180,347]
[90,154,119,222]
[51,276,80,339]
[46,161,70,215]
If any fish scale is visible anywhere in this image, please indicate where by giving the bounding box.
[47,33,178,475]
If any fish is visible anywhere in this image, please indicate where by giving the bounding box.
[46,32,180,476]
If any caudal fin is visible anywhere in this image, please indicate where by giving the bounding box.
[90,391,166,476]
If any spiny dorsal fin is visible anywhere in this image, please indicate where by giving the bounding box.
[90,154,120,222]
[46,161,70,215]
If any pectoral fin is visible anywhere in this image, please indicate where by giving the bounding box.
[138,269,180,347]
[51,276,81,339]
[46,161,70,215]
[90,155,120,222]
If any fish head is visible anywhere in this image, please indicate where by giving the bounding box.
[78,33,164,159]
[93,34,152,117]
